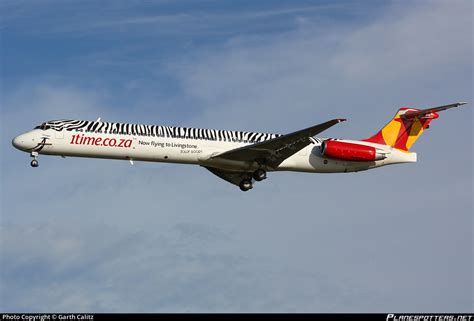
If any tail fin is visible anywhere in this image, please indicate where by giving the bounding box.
[364,102,467,151]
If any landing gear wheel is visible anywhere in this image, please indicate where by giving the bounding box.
[239,179,253,192]
[253,169,267,182]
[31,159,39,168]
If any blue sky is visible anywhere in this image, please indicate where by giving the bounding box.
[1,0,472,312]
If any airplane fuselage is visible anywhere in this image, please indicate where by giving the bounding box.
[12,119,416,175]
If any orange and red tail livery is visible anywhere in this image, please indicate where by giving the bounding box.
[364,102,467,151]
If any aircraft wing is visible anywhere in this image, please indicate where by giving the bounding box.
[211,118,346,169]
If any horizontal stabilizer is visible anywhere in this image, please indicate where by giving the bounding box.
[400,102,467,119]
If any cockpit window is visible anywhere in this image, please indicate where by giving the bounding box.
[34,123,51,130]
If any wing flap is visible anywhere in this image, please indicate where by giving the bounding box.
[203,166,252,187]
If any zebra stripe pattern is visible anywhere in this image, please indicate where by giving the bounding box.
[44,119,282,143]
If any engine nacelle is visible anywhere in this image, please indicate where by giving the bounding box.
[321,140,387,162]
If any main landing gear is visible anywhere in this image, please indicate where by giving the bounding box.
[30,152,39,168]
[239,179,253,192]
[239,169,267,192]
[253,169,267,182]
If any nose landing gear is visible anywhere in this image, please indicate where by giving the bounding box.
[30,151,39,168]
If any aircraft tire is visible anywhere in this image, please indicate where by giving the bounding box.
[253,169,267,181]
[239,179,253,192]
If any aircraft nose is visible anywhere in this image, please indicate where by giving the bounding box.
[12,136,21,149]
[12,133,37,151]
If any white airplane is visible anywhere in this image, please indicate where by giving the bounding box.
[12,102,466,191]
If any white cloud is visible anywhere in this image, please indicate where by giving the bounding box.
[331,1,472,82]
[1,219,380,312]
[171,0,472,135]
